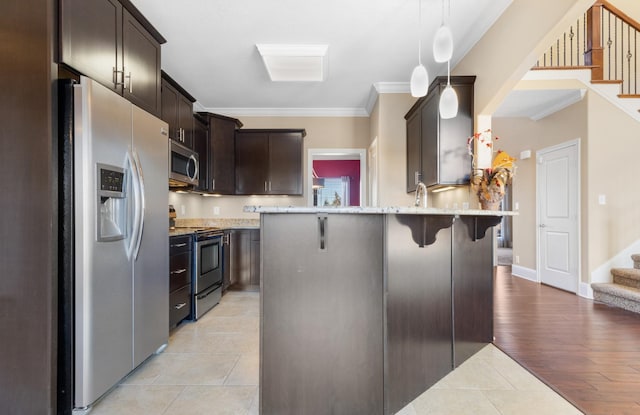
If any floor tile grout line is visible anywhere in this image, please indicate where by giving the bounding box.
[479,389,507,415]
[222,353,244,386]
[159,385,187,415]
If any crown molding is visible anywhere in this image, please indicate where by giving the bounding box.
[201,107,370,118]
[365,82,412,114]
[203,82,412,118]
[193,101,206,112]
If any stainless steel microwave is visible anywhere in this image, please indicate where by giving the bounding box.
[169,139,199,187]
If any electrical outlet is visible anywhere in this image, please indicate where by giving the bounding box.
[213,206,220,215]
[180,205,186,215]
[514,202,519,210]
[598,194,606,205]
[515,255,520,264]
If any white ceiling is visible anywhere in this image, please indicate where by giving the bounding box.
[130,0,512,116]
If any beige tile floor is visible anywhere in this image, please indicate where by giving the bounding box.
[87,291,583,415]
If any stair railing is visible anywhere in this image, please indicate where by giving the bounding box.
[535,0,640,96]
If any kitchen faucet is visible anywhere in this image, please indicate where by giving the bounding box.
[415,181,428,208]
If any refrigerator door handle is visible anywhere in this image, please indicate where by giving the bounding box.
[132,150,146,261]
[125,151,141,260]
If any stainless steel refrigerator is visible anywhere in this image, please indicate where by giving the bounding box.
[57,76,169,412]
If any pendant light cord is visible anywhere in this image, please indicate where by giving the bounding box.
[418,0,422,65]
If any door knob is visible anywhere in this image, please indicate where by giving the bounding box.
[539,224,547,228]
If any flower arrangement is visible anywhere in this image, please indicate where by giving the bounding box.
[467,129,516,209]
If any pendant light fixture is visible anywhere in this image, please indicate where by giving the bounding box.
[439,60,458,119]
[433,0,453,63]
[410,0,428,97]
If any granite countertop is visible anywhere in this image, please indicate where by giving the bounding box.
[169,218,260,237]
[243,206,518,216]
[168,228,201,237]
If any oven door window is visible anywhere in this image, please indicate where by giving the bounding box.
[200,242,220,275]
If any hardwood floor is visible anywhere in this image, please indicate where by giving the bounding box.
[494,266,640,415]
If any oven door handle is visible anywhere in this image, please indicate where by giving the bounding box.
[197,284,221,300]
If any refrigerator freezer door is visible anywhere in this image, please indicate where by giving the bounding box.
[74,78,134,408]
[131,104,169,367]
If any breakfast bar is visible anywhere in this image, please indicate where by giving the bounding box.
[245,206,515,415]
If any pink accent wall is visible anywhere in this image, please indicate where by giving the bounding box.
[313,160,360,206]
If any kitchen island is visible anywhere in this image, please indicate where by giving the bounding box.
[245,206,515,415]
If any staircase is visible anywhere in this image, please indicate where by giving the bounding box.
[591,255,640,313]
[532,1,640,120]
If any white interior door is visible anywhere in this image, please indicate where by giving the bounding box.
[537,140,580,293]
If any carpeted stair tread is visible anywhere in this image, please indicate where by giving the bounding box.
[611,268,640,289]
[591,283,640,314]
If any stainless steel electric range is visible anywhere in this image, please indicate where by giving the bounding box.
[191,228,224,319]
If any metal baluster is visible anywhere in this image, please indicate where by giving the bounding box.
[569,27,574,66]
[564,32,567,66]
[627,23,631,94]
[609,13,618,79]
[608,10,612,80]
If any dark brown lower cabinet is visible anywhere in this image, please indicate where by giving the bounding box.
[259,212,497,415]
[229,229,260,289]
[169,235,192,329]
[452,217,495,366]
[261,214,384,415]
[386,214,454,414]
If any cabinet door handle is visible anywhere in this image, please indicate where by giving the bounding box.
[264,181,268,192]
[211,178,215,190]
[268,181,272,191]
[113,67,124,87]
[125,71,132,93]
[171,268,187,275]
[174,303,187,310]
[415,171,420,186]
[171,243,187,248]
[318,215,327,251]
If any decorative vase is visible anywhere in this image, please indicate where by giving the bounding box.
[479,198,502,211]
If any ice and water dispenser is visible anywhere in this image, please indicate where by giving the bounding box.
[96,164,127,242]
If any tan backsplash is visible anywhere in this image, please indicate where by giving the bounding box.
[174,218,260,228]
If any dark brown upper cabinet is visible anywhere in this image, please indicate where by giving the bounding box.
[161,71,196,148]
[122,8,161,116]
[192,113,209,192]
[405,76,475,192]
[235,129,305,196]
[59,0,165,116]
[198,112,243,195]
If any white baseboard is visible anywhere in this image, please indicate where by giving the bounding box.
[579,282,594,299]
[590,238,640,284]
[511,265,538,282]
